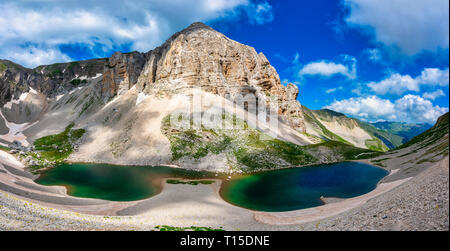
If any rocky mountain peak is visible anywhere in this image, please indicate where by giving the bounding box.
[1,22,307,133]
[182,21,214,32]
[132,22,306,132]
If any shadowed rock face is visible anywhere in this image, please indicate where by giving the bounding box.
[101,51,147,101]
[0,58,107,106]
[0,115,8,135]
[0,60,40,107]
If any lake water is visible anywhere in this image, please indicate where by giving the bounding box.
[220,162,388,212]
[35,162,388,211]
[35,163,216,201]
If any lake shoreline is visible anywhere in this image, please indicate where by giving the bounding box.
[1,149,446,230]
[1,149,403,218]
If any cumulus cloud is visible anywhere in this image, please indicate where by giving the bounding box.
[417,68,450,86]
[324,95,448,123]
[367,68,449,95]
[394,95,448,123]
[343,0,449,55]
[299,56,357,79]
[0,0,273,67]
[422,89,446,100]
[1,46,72,68]
[325,96,396,120]
[367,74,419,95]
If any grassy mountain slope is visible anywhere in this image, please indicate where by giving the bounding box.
[303,108,389,152]
[367,112,448,182]
[397,112,448,152]
[303,107,429,151]
[356,120,404,149]
[162,111,379,173]
[302,107,351,144]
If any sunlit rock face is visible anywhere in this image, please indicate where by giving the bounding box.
[134,22,306,132]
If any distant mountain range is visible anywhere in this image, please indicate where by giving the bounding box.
[370,121,432,145]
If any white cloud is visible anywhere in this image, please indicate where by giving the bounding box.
[292,52,300,64]
[0,0,272,68]
[325,86,344,94]
[245,1,274,25]
[325,95,448,123]
[417,68,450,86]
[1,46,72,67]
[299,57,357,79]
[394,95,448,123]
[343,0,449,55]
[422,89,446,100]
[367,74,419,95]
[325,96,396,120]
[367,68,449,95]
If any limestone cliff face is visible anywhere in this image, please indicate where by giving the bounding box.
[101,51,147,101]
[0,60,40,107]
[134,22,306,132]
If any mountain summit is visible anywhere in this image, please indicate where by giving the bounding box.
[0,22,437,173]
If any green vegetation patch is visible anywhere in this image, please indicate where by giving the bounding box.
[154,225,224,231]
[162,113,318,171]
[32,123,86,163]
[357,120,403,149]
[0,62,7,73]
[234,132,317,170]
[162,115,235,162]
[161,112,380,172]
[70,79,88,86]
[303,141,382,161]
[166,179,215,185]
[365,138,389,152]
[0,145,10,152]
[397,112,449,150]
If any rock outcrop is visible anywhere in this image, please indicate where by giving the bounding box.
[101,51,147,101]
[33,58,107,97]
[134,22,306,132]
[0,58,107,107]
[0,60,40,107]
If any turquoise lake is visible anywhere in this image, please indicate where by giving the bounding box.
[35,163,216,201]
[220,162,388,212]
[35,162,388,211]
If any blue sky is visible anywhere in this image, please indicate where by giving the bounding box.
[0,0,448,124]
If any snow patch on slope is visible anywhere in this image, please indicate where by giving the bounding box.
[136,92,149,106]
